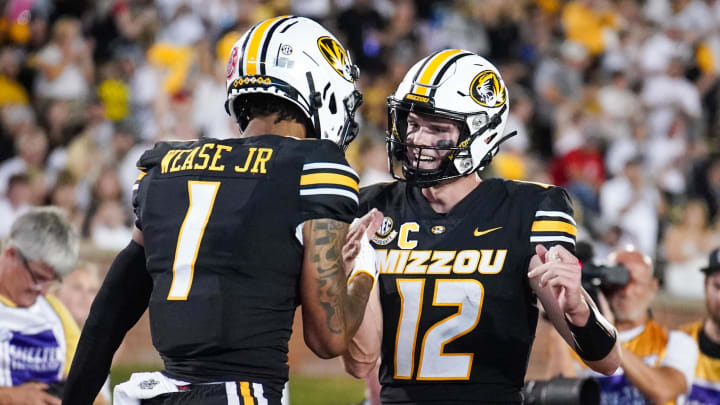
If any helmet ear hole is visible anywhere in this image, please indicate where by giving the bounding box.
[328,93,337,115]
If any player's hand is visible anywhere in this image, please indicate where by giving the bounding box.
[528,244,589,326]
[342,208,383,275]
[0,382,61,405]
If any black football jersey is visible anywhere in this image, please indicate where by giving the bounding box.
[131,136,358,393]
[358,179,576,404]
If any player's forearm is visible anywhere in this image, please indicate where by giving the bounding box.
[583,339,622,376]
[63,330,117,404]
[567,292,621,376]
[344,273,374,342]
[301,219,352,358]
[343,285,382,378]
[621,347,686,404]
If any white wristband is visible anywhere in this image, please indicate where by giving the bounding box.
[348,232,378,287]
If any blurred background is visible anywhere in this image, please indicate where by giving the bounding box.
[0,0,718,403]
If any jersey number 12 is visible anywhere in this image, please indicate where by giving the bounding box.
[395,279,484,380]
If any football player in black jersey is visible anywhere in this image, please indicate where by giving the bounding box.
[341,50,621,404]
[63,17,374,405]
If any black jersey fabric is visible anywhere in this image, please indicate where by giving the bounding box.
[358,179,576,404]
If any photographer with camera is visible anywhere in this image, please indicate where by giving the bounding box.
[577,246,699,404]
[0,207,80,405]
[679,247,720,404]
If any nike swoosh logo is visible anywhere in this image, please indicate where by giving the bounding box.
[473,226,503,237]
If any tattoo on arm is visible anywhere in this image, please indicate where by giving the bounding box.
[310,219,348,335]
[345,271,374,335]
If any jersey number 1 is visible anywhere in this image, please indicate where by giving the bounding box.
[395,279,484,380]
[167,181,220,300]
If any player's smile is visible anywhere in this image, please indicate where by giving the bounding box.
[406,147,445,170]
[404,112,460,171]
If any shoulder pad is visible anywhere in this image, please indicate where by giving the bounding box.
[507,179,555,193]
[359,181,401,210]
[301,138,344,157]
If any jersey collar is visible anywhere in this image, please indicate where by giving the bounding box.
[405,177,506,220]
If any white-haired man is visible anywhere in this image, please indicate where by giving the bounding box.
[0,207,80,405]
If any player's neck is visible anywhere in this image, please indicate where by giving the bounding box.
[705,318,720,343]
[421,174,481,214]
[243,115,307,139]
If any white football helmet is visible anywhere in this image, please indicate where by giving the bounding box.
[386,49,514,186]
[225,16,362,149]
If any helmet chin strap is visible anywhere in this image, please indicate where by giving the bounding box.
[305,72,322,139]
[337,90,363,151]
[476,130,517,171]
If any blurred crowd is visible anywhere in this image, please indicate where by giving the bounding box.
[1,0,720,298]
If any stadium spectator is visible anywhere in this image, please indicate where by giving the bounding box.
[575,246,698,404]
[680,247,720,403]
[52,262,100,334]
[52,261,109,403]
[336,0,387,75]
[0,127,49,196]
[0,173,31,238]
[30,17,92,107]
[600,156,663,257]
[0,207,80,405]
[0,47,30,108]
[533,40,588,152]
[561,0,620,56]
[663,199,716,298]
[48,170,83,232]
[596,70,642,141]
